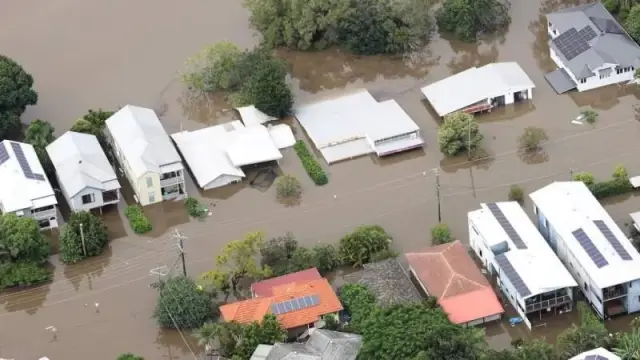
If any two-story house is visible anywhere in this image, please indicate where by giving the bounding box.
[105,105,186,206]
[468,202,577,329]
[530,181,640,319]
[46,131,121,212]
[0,140,58,230]
[544,2,640,93]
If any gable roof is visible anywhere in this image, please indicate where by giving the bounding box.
[0,140,57,212]
[569,347,620,360]
[405,240,504,324]
[262,329,362,360]
[220,278,343,329]
[105,105,181,178]
[546,2,640,78]
[252,268,322,298]
[46,131,120,198]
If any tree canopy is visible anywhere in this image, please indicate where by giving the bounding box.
[116,354,144,360]
[260,233,340,277]
[153,276,213,329]
[0,55,38,140]
[23,119,56,176]
[70,109,115,154]
[437,112,483,157]
[59,211,110,264]
[339,225,392,267]
[625,4,640,41]
[436,0,511,42]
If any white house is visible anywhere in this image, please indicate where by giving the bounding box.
[421,62,535,117]
[530,181,640,319]
[0,140,58,230]
[569,347,620,360]
[46,131,121,212]
[468,202,577,329]
[105,105,186,206]
[544,2,640,93]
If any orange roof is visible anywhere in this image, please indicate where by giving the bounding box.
[219,278,343,329]
[405,240,504,324]
[251,268,322,297]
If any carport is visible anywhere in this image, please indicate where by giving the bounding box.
[544,68,577,94]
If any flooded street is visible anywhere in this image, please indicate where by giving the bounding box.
[2,0,640,358]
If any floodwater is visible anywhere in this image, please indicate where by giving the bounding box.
[2,0,640,358]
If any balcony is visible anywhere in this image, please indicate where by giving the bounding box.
[526,295,572,313]
[31,205,56,221]
[160,171,183,188]
[102,190,119,204]
[603,285,628,301]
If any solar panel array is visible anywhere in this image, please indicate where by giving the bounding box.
[495,254,531,297]
[0,143,9,166]
[584,355,609,360]
[9,142,46,181]
[572,228,609,268]
[593,220,632,261]
[270,294,320,315]
[486,203,528,249]
[552,26,597,61]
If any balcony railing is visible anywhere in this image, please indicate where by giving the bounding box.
[526,295,571,313]
[603,286,628,301]
[102,190,119,203]
[160,175,183,188]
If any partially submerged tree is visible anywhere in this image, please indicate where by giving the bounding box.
[0,54,38,140]
[117,354,144,360]
[573,172,596,186]
[153,276,213,329]
[517,126,548,153]
[59,211,110,264]
[339,225,392,267]
[275,174,302,199]
[437,112,483,156]
[431,223,453,245]
[508,185,524,205]
[436,0,511,42]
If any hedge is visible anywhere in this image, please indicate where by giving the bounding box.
[124,205,152,234]
[588,178,633,199]
[294,140,328,185]
[185,197,207,219]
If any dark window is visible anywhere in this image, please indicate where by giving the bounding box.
[81,193,95,204]
[584,282,589,291]
[479,249,483,257]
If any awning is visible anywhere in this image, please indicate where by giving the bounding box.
[544,68,577,94]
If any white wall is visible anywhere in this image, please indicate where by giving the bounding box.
[69,187,105,212]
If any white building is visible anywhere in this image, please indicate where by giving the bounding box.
[569,348,620,360]
[171,121,292,190]
[105,105,186,206]
[530,181,640,319]
[544,2,640,93]
[468,202,577,329]
[421,62,535,117]
[294,90,424,164]
[46,131,121,212]
[0,140,58,230]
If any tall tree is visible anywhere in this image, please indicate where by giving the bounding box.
[153,276,213,329]
[339,225,392,267]
[437,112,483,157]
[0,213,49,264]
[24,119,56,175]
[436,0,511,42]
[70,109,115,153]
[0,54,38,140]
[59,211,110,264]
[208,314,286,359]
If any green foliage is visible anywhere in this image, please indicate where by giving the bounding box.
[614,327,640,360]
[70,109,115,154]
[181,41,243,92]
[339,284,378,333]
[613,164,629,180]
[0,262,52,290]
[0,54,38,140]
[581,109,598,124]
[124,205,152,234]
[153,276,213,329]
[185,197,207,219]
[626,5,640,42]
[555,302,612,359]
[574,166,633,199]
[573,172,596,186]
[240,59,293,117]
[369,248,399,263]
[0,214,50,264]
[116,354,144,360]
[436,0,511,42]
[24,119,56,175]
[518,126,548,153]
[59,211,110,264]
[311,243,340,274]
[438,112,483,156]
[431,223,453,245]
[294,140,328,185]
[604,0,620,13]
[210,314,286,359]
[508,185,524,205]
[275,174,302,199]
[339,225,392,267]
[260,233,340,276]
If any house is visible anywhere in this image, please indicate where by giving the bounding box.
[46,131,121,212]
[569,347,620,360]
[219,275,343,337]
[171,120,292,190]
[468,202,578,329]
[421,62,535,117]
[105,105,186,205]
[530,181,640,319]
[294,90,424,164]
[544,2,640,93]
[0,140,58,230]
[343,258,422,306]
[405,240,505,326]
[252,268,322,298]
[250,329,362,360]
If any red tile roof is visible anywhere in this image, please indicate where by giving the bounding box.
[251,268,322,297]
[405,240,504,324]
[219,278,343,329]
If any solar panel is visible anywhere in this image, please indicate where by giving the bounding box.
[296,298,306,309]
[593,220,632,261]
[486,203,527,249]
[34,173,45,181]
[271,294,321,315]
[584,355,609,360]
[572,228,609,268]
[284,300,293,312]
[10,142,35,179]
[578,26,597,42]
[0,143,9,166]
[494,254,531,297]
[271,304,280,314]
[277,303,286,314]
[290,299,300,311]
[552,27,592,61]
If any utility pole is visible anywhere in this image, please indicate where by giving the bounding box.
[570,167,574,181]
[79,223,87,257]
[435,168,442,223]
[467,117,472,160]
[173,229,188,277]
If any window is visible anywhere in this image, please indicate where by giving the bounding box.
[479,249,483,257]
[81,193,95,204]
[584,282,589,291]
[146,177,153,188]
[33,205,54,213]
[148,191,156,203]
[599,68,612,79]
[38,219,50,229]
[579,78,587,84]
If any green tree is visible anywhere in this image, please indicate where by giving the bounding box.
[116,354,144,360]
[615,327,640,360]
[626,5,640,41]
[231,314,287,359]
[24,119,56,175]
[260,232,299,276]
[201,232,272,298]
[312,243,340,275]
[194,321,218,352]
[338,284,377,333]
[0,55,38,140]
[0,213,49,264]
[181,41,243,92]
[431,223,453,245]
[436,0,511,42]
[237,54,293,117]
[555,302,611,359]
[518,126,548,153]
[70,109,114,153]
[508,185,524,205]
[339,225,392,267]
[275,174,302,199]
[573,172,596,186]
[613,164,629,180]
[153,276,213,329]
[59,211,110,264]
[438,112,483,157]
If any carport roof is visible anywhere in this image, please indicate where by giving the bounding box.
[545,68,577,94]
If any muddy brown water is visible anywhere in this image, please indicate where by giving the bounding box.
[2,0,640,358]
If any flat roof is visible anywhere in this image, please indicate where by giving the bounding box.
[236,105,276,127]
[530,181,640,289]
[421,62,535,117]
[469,202,577,297]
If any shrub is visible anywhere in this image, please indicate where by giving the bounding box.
[275,174,302,198]
[124,205,152,234]
[613,164,629,180]
[339,225,391,267]
[153,276,214,329]
[185,197,207,219]
[312,244,341,275]
[60,211,110,264]
[117,354,144,360]
[518,127,548,153]
[338,284,377,332]
[508,185,525,205]
[573,172,596,186]
[294,140,328,185]
[588,178,632,199]
[437,112,483,156]
[582,109,598,124]
[431,224,453,245]
[0,262,52,290]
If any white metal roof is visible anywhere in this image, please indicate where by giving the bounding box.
[267,124,296,149]
[46,131,120,198]
[530,181,640,289]
[171,121,282,189]
[569,347,620,360]
[105,105,182,178]
[469,202,577,297]
[0,141,57,212]
[236,105,277,127]
[421,62,535,117]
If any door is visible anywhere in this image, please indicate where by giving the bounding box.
[148,191,156,203]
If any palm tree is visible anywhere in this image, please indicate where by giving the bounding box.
[615,328,640,360]
[194,321,218,350]
[24,119,55,149]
